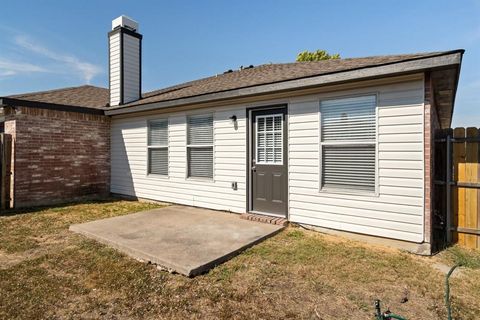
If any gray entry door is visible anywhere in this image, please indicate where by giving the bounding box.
[251,107,287,217]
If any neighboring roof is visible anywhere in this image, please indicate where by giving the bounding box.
[4,85,109,109]
[110,50,463,113]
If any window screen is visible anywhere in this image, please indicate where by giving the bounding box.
[187,114,213,178]
[320,95,376,192]
[147,119,168,175]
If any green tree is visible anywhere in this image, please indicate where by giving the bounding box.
[296,50,340,62]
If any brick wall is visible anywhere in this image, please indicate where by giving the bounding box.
[424,72,440,244]
[4,106,110,208]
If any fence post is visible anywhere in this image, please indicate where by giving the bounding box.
[0,134,3,210]
[0,134,12,211]
[453,128,466,245]
[446,133,452,244]
[478,127,480,249]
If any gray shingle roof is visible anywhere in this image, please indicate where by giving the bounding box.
[121,50,462,108]
[2,50,463,112]
[6,85,109,109]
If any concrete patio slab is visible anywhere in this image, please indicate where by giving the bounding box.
[70,205,284,276]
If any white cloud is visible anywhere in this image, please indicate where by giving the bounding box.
[0,70,16,76]
[14,35,102,83]
[0,58,47,77]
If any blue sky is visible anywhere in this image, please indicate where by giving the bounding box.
[0,0,479,126]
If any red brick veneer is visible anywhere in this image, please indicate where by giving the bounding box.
[4,106,110,208]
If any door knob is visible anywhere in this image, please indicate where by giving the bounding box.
[252,166,256,172]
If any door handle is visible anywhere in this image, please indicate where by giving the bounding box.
[251,166,256,172]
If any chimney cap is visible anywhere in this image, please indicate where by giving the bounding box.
[112,15,139,32]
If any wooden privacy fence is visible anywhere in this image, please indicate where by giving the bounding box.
[435,127,480,250]
[0,133,12,211]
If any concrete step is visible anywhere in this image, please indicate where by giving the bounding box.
[240,213,288,226]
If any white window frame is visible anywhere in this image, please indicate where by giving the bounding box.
[319,93,379,195]
[146,118,169,177]
[186,113,214,180]
[255,113,284,165]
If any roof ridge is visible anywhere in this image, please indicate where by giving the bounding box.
[256,49,465,68]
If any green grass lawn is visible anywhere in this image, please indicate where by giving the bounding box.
[1,199,479,319]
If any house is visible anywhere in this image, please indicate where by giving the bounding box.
[0,16,464,254]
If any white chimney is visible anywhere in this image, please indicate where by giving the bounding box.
[109,15,142,106]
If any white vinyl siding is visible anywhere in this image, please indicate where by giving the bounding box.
[320,95,377,192]
[109,32,140,106]
[111,75,426,243]
[147,119,168,176]
[122,34,140,103]
[187,114,213,179]
[109,32,121,106]
[111,107,246,213]
[288,78,425,243]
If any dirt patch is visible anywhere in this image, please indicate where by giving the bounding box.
[0,250,26,269]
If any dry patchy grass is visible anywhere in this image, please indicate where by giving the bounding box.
[1,200,480,319]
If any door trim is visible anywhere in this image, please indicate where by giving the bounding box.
[246,104,288,218]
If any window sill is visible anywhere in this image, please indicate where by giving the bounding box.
[319,187,378,197]
[147,173,170,180]
[186,177,215,183]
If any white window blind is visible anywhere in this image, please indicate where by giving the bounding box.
[187,114,213,178]
[320,95,376,192]
[147,119,168,176]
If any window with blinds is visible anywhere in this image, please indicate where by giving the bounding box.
[187,114,213,179]
[147,119,168,176]
[320,95,376,192]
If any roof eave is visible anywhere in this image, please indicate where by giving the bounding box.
[102,51,460,116]
[0,97,105,115]
[449,61,463,127]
